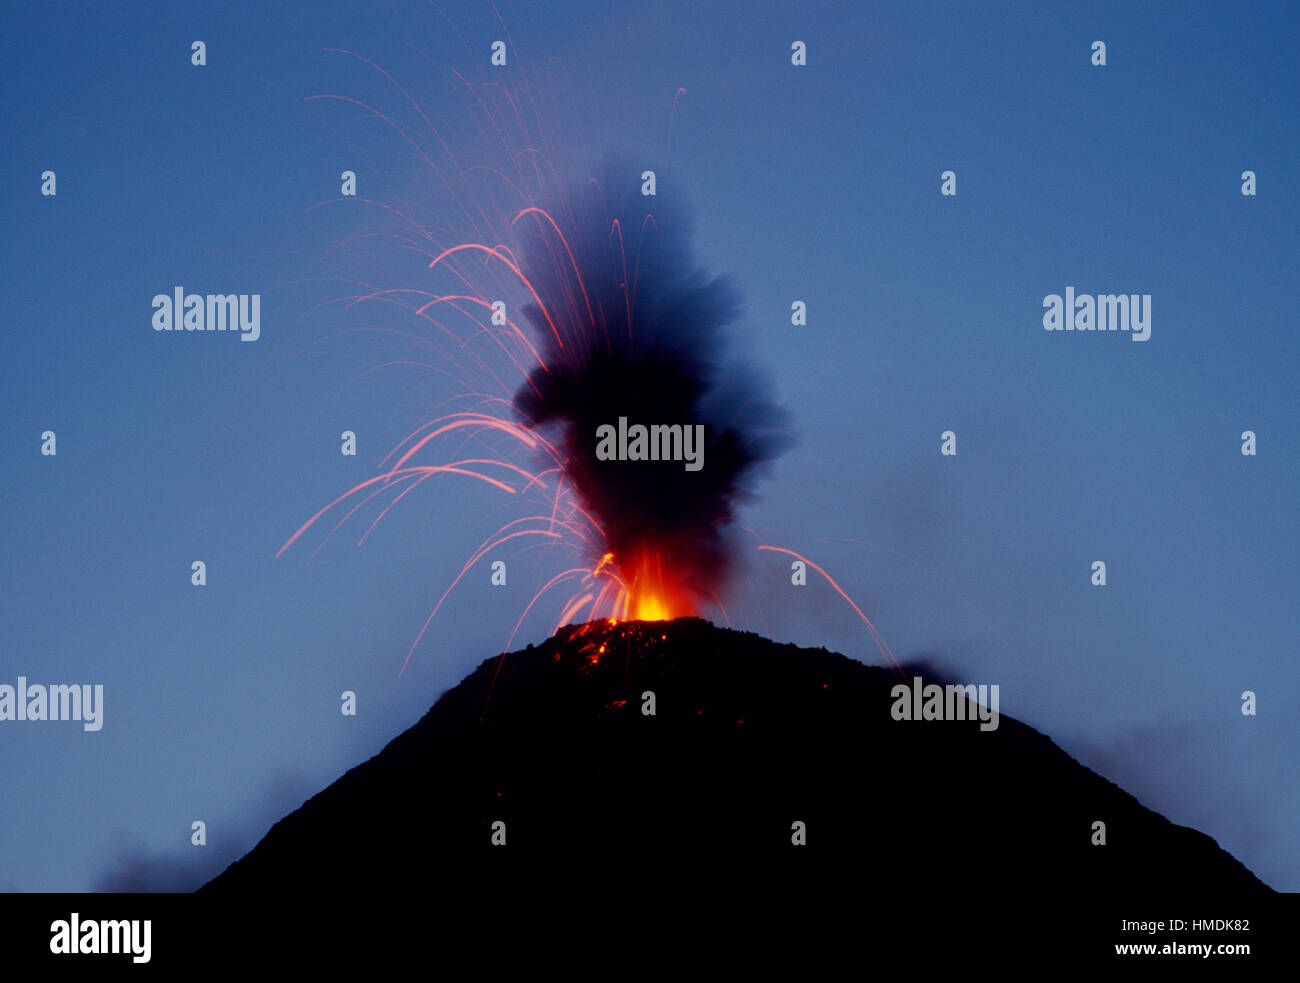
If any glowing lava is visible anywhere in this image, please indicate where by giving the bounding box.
[626,550,691,622]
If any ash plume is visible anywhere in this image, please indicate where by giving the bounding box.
[511,163,794,602]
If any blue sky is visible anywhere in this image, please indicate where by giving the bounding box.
[1,0,1296,892]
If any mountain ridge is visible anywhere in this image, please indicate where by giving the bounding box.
[202,616,1271,898]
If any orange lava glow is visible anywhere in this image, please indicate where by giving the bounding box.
[624,549,693,622]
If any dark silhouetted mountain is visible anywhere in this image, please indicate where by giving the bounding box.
[203,617,1269,915]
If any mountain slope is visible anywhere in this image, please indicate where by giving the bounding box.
[203,617,1268,902]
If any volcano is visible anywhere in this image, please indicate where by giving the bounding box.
[203,618,1268,917]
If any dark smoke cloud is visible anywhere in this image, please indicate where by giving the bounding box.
[512,162,794,599]
[92,834,234,893]
[93,769,313,892]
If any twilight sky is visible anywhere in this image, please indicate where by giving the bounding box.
[1,0,1295,892]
